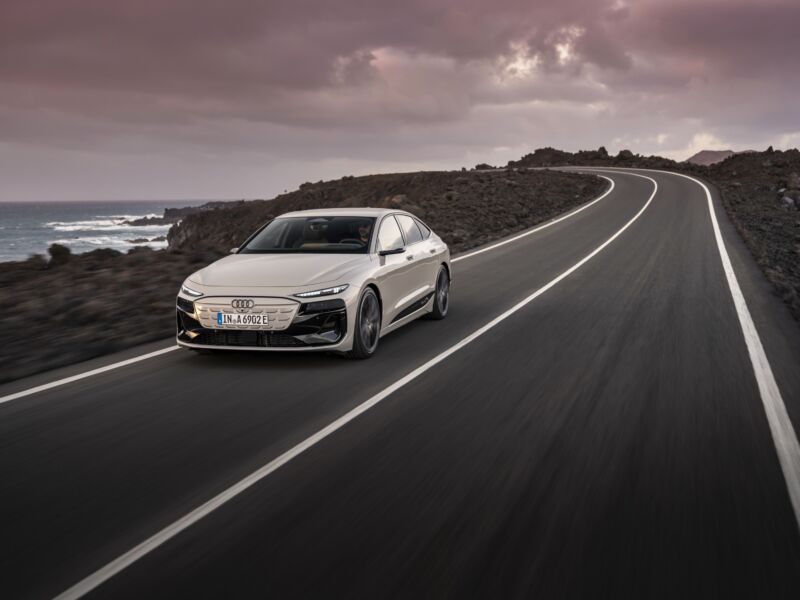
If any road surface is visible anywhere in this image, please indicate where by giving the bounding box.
[2,168,800,599]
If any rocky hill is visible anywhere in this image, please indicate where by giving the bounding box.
[685,149,737,166]
[167,169,604,255]
[685,149,757,166]
[505,146,679,170]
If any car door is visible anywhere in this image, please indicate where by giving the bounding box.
[393,214,435,308]
[410,216,443,287]
[374,215,417,325]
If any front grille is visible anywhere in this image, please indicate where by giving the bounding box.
[192,330,311,348]
[186,329,336,348]
[191,329,319,348]
[195,330,262,347]
[194,297,299,331]
[268,333,307,347]
[176,296,195,313]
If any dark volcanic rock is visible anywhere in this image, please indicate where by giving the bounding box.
[124,215,172,226]
[0,245,226,383]
[167,170,606,255]
[711,150,800,320]
[124,200,247,226]
[507,146,678,170]
[48,244,72,267]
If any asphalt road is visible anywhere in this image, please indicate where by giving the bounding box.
[2,168,800,599]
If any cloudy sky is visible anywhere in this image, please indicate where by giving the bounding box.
[1,0,798,201]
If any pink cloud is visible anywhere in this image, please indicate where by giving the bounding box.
[0,0,797,200]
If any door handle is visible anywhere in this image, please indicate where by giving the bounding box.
[406,254,414,261]
[429,248,436,254]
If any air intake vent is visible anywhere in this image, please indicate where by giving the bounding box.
[176,296,195,314]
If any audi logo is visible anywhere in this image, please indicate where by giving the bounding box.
[231,298,255,310]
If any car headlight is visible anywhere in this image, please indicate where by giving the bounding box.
[180,284,203,297]
[294,284,349,298]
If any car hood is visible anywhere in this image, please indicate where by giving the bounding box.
[188,253,371,288]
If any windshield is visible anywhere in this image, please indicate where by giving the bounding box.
[240,216,376,254]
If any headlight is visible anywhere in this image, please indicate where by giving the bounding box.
[181,284,203,297]
[294,284,349,298]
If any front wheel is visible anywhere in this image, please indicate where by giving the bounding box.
[427,266,450,320]
[347,287,382,359]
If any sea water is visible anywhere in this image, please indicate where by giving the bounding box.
[0,200,211,262]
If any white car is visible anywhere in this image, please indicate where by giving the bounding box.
[176,208,451,358]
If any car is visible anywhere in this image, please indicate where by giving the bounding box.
[175,208,451,358]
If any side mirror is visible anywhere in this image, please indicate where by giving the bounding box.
[230,247,239,254]
[378,247,405,256]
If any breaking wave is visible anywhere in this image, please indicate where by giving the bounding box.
[48,236,168,250]
[45,215,167,232]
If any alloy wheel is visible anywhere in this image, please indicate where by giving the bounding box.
[436,269,450,315]
[359,291,381,352]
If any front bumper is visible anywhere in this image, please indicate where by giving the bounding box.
[176,295,350,351]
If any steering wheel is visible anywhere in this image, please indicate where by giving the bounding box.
[339,238,365,246]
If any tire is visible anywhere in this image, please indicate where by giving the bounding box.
[347,287,382,359]
[427,266,450,320]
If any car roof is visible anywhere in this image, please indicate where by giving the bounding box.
[277,207,412,219]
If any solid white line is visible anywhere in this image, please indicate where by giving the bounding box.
[0,346,178,406]
[636,167,800,530]
[1,175,615,407]
[452,175,615,263]
[55,174,658,599]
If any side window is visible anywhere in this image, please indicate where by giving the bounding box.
[377,216,404,252]
[414,218,431,239]
[396,214,423,245]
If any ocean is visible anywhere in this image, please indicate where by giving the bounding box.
[0,200,211,263]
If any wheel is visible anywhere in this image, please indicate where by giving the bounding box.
[427,266,450,320]
[347,287,382,359]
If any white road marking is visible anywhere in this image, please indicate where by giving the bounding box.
[452,175,615,263]
[54,173,658,600]
[609,166,800,531]
[1,175,615,407]
[0,346,178,406]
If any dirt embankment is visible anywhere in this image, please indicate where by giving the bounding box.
[501,146,800,323]
[706,150,800,320]
[1,169,605,383]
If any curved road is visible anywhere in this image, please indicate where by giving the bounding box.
[2,168,800,598]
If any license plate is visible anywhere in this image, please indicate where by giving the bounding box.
[216,312,270,328]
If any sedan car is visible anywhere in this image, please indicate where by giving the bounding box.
[176,208,451,358]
